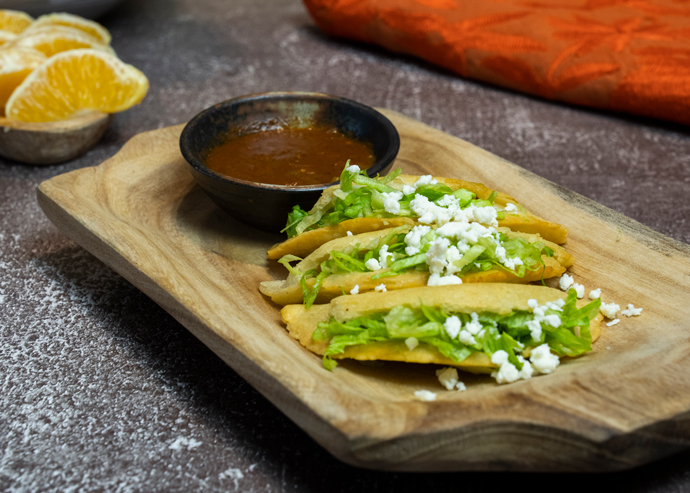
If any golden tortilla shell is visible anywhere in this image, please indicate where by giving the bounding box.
[261,227,573,305]
[281,284,602,372]
[268,174,568,259]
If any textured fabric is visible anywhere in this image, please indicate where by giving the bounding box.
[303,0,690,125]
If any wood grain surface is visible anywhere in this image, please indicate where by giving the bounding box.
[36,110,690,472]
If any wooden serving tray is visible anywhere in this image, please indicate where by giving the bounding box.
[37,110,690,472]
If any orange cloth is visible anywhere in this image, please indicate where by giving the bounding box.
[303,0,690,125]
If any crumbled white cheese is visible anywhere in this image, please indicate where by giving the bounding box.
[572,283,585,299]
[504,202,518,212]
[529,344,560,374]
[546,300,564,311]
[346,231,353,236]
[345,164,360,174]
[436,194,458,207]
[374,283,387,293]
[404,225,431,256]
[606,319,620,327]
[518,355,534,380]
[490,350,508,365]
[378,244,393,269]
[526,300,562,342]
[600,302,620,319]
[494,244,523,271]
[414,175,437,187]
[427,273,463,286]
[491,350,521,384]
[456,381,467,391]
[405,337,419,350]
[559,273,574,291]
[414,390,437,402]
[349,284,359,295]
[436,367,459,390]
[490,350,534,384]
[588,288,601,300]
[410,194,446,225]
[402,184,415,195]
[426,222,504,280]
[426,237,452,275]
[464,312,483,335]
[458,329,477,346]
[444,245,462,274]
[443,315,461,339]
[435,221,465,239]
[423,237,462,278]
[503,256,523,271]
[409,194,497,227]
[436,220,493,244]
[382,191,403,214]
[621,304,643,317]
[474,221,496,239]
[471,205,499,226]
[365,258,381,271]
[526,319,542,341]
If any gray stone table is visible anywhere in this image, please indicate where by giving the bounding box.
[1,0,689,491]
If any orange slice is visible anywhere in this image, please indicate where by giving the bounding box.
[0,46,46,109]
[27,13,110,44]
[18,25,106,45]
[6,49,149,122]
[0,10,33,34]
[0,30,16,46]
[11,28,115,57]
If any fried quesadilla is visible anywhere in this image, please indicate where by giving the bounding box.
[281,284,603,382]
[268,166,568,259]
[261,225,573,306]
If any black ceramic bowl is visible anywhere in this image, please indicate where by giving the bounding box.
[179,92,400,233]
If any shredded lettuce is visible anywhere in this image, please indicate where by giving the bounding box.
[284,165,502,238]
[315,288,600,369]
[300,270,327,309]
[290,226,553,307]
[282,206,309,237]
[452,188,475,206]
[277,254,303,277]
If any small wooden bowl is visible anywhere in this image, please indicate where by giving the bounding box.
[179,92,400,233]
[0,111,112,165]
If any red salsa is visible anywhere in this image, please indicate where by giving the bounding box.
[204,126,374,186]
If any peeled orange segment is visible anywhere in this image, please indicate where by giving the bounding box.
[0,30,16,46]
[0,10,33,34]
[0,47,46,109]
[12,29,115,57]
[27,13,110,44]
[18,25,107,45]
[6,49,149,122]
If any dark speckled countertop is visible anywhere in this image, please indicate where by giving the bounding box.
[2,0,689,491]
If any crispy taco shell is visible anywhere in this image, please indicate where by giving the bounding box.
[268,174,568,259]
[281,284,603,372]
[261,227,573,306]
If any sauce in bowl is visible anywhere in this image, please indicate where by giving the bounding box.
[204,126,374,186]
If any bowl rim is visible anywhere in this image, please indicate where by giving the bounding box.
[179,91,400,194]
